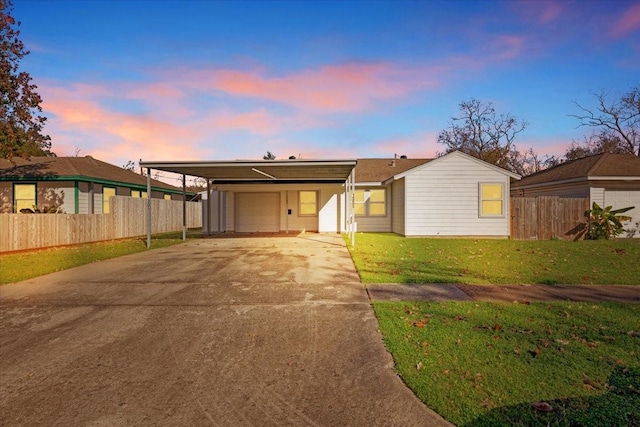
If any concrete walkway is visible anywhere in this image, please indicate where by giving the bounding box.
[366,283,640,303]
[0,235,452,427]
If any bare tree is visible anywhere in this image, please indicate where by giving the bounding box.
[570,87,640,156]
[263,151,276,160]
[122,160,136,171]
[437,98,529,172]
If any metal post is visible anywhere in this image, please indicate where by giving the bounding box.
[146,168,152,248]
[182,174,187,241]
[350,168,355,247]
[206,179,211,235]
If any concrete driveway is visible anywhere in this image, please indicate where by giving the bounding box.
[0,234,451,426]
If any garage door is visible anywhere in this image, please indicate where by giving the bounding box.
[604,190,640,238]
[235,193,280,232]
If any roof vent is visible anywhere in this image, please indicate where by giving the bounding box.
[400,155,407,159]
[390,160,396,167]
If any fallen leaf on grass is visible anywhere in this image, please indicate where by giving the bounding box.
[532,402,553,412]
[627,330,639,337]
[416,362,423,371]
[412,319,428,328]
[454,315,467,321]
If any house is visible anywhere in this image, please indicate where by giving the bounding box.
[0,156,191,214]
[141,150,521,238]
[511,153,640,237]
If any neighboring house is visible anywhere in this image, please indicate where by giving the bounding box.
[144,150,521,238]
[0,156,192,214]
[511,153,640,237]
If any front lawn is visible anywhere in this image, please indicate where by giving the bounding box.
[375,301,640,426]
[0,231,197,285]
[349,233,640,285]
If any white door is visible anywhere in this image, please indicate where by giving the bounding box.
[604,190,640,238]
[235,193,280,232]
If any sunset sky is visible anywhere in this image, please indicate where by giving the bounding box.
[12,0,640,178]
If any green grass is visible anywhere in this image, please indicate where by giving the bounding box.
[348,233,640,285]
[0,231,198,285]
[375,301,640,426]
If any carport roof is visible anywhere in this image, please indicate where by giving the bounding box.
[139,159,357,183]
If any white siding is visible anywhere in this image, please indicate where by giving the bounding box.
[403,153,512,237]
[604,189,640,238]
[391,179,405,235]
[590,187,605,207]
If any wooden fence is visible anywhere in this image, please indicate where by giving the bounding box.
[0,196,202,252]
[510,196,589,241]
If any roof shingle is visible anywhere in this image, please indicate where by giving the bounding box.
[513,153,640,187]
[0,156,184,192]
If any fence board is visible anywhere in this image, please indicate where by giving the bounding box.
[0,196,202,252]
[510,196,589,241]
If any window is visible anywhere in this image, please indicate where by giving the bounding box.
[103,187,116,213]
[480,183,504,217]
[368,189,386,216]
[141,191,148,199]
[299,191,317,216]
[131,190,141,198]
[354,188,386,216]
[14,183,36,212]
[164,194,171,201]
[354,189,366,215]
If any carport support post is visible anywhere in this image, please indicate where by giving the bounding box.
[350,168,355,247]
[146,168,152,249]
[182,174,186,241]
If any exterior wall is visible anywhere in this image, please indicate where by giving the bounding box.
[403,154,512,237]
[391,179,405,235]
[511,181,589,198]
[589,187,605,207]
[36,181,74,213]
[215,183,345,233]
[0,182,11,213]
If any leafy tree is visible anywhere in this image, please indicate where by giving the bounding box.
[1,0,52,159]
[570,87,640,157]
[585,202,634,240]
[263,151,276,160]
[437,98,529,173]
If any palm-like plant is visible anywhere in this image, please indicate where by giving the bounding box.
[584,202,634,240]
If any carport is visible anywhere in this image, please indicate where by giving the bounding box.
[139,158,358,246]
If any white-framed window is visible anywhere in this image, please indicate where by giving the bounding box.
[299,190,317,216]
[354,188,386,216]
[164,194,171,201]
[479,183,504,217]
[14,183,36,212]
[103,187,116,213]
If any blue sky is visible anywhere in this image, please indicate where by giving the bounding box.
[12,0,640,170]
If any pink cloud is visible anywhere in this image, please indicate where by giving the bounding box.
[610,2,640,39]
[182,62,442,113]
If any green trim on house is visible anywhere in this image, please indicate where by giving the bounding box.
[0,174,191,196]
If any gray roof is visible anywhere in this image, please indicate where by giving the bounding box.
[513,153,640,188]
[0,156,186,193]
[353,158,432,183]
